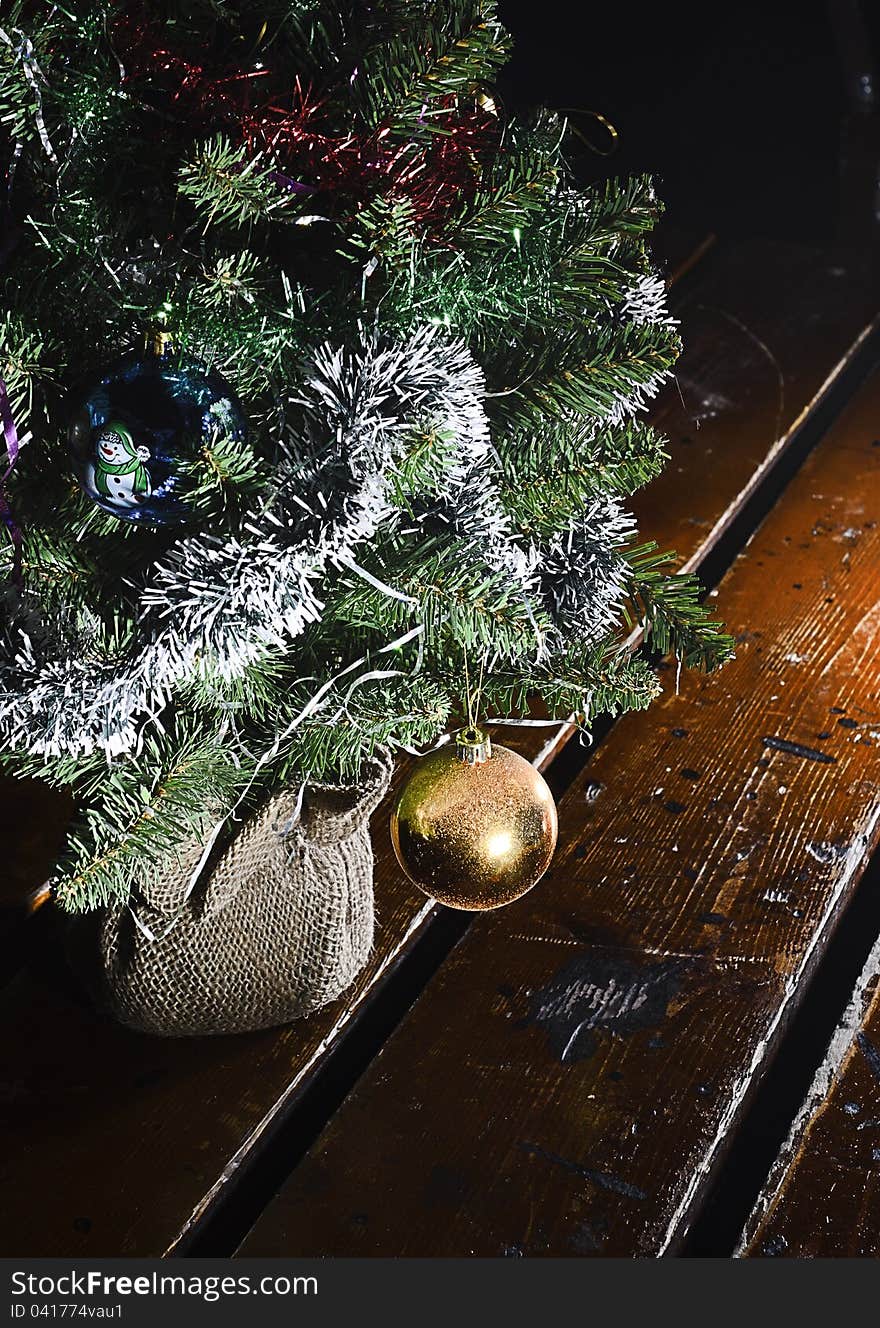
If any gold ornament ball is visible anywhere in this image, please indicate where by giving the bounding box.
[390,728,558,910]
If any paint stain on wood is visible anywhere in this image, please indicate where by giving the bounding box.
[805,841,848,865]
[526,952,685,1063]
[761,735,838,764]
[519,1142,648,1201]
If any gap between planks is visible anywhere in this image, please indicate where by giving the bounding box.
[735,924,880,1256]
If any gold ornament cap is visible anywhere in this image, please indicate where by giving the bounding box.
[144,304,175,358]
[455,725,492,766]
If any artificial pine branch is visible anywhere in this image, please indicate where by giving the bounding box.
[477,639,662,728]
[52,725,247,911]
[488,319,681,430]
[624,543,736,671]
[178,135,302,229]
[454,114,563,246]
[334,531,549,659]
[353,0,511,134]
[497,419,670,536]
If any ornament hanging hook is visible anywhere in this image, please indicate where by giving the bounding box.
[145,301,176,358]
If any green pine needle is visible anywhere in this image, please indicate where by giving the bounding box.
[624,543,736,671]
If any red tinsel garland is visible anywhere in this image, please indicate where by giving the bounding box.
[242,84,498,231]
[111,7,500,236]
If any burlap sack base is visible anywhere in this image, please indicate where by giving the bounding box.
[89,756,392,1038]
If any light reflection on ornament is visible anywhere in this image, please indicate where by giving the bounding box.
[484,829,514,860]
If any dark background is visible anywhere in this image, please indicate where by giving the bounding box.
[498,0,880,245]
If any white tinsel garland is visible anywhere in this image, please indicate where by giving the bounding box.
[0,284,675,761]
[0,326,537,758]
[541,494,635,644]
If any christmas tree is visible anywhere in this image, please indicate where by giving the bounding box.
[0,1,732,914]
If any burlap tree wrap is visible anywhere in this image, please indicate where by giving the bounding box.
[97,756,392,1037]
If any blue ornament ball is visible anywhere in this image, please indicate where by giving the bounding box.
[67,350,247,526]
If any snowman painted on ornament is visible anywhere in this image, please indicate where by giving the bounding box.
[89,424,152,510]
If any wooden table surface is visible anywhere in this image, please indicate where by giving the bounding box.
[4,230,880,1258]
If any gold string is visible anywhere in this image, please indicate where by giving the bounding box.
[558,107,620,158]
[475,653,486,728]
[463,646,474,731]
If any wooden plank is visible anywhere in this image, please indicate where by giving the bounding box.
[740,933,880,1258]
[0,238,876,1257]
[238,356,880,1258]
